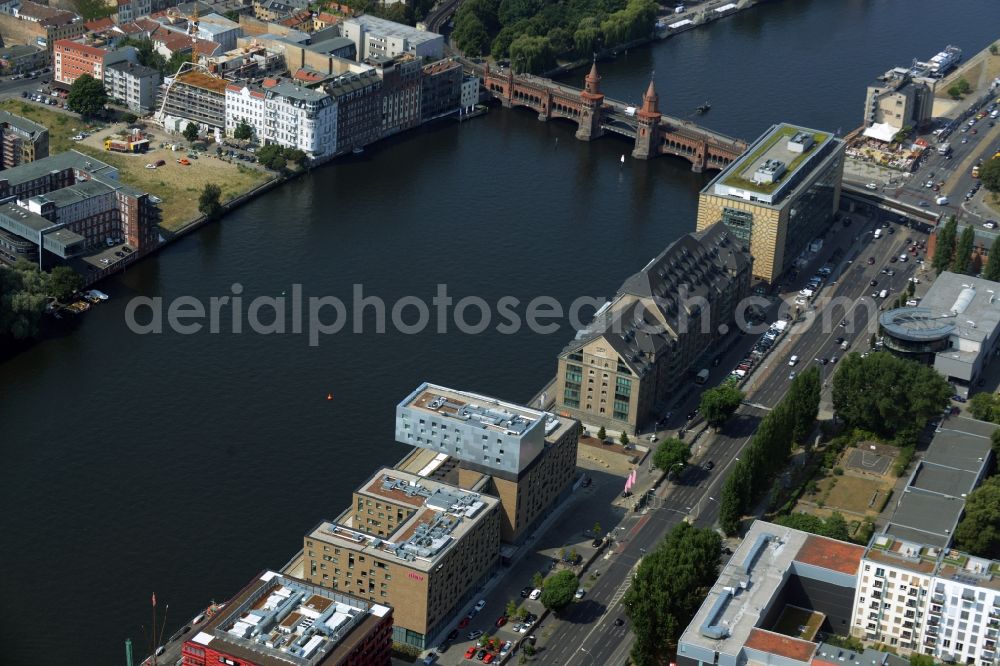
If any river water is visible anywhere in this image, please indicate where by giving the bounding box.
[1,1,997,662]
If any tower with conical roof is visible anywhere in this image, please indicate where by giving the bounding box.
[575,60,604,142]
[632,78,662,159]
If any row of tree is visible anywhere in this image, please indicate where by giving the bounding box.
[952,475,1000,558]
[932,214,1000,281]
[0,261,82,340]
[830,352,951,442]
[622,522,721,666]
[718,367,821,534]
[774,511,852,541]
[452,0,658,72]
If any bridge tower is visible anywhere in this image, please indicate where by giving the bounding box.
[575,61,604,142]
[631,79,662,160]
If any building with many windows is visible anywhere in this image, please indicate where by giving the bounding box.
[324,69,382,154]
[555,222,752,434]
[420,58,461,121]
[225,78,337,158]
[341,15,443,62]
[182,570,393,666]
[368,54,422,137]
[396,382,579,543]
[303,468,501,649]
[160,68,228,131]
[696,123,845,284]
[104,60,160,112]
[863,67,934,138]
[0,110,48,169]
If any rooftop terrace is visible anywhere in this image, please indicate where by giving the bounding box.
[865,534,1000,591]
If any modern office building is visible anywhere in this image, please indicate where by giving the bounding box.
[879,272,1000,392]
[0,110,48,169]
[104,60,160,112]
[460,75,479,115]
[303,468,501,648]
[396,382,580,542]
[182,570,393,666]
[862,68,934,140]
[160,68,228,131]
[555,222,752,434]
[696,123,845,284]
[225,78,337,158]
[342,15,444,62]
[678,520,877,666]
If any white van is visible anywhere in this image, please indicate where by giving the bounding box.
[788,355,799,366]
[936,196,950,205]
[879,289,888,299]
[873,229,883,239]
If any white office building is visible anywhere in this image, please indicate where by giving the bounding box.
[460,74,478,115]
[341,15,443,62]
[225,79,337,158]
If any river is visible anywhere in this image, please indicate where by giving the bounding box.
[0,1,997,662]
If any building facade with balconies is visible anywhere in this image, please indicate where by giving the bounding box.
[225,78,337,158]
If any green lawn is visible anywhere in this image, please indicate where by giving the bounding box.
[0,100,106,154]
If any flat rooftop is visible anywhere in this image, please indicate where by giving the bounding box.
[702,123,839,206]
[307,467,497,572]
[680,521,863,661]
[0,150,116,188]
[882,416,994,547]
[344,14,441,42]
[29,178,112,208]
[174,70,228,94]
[402,383,545,437]
[917,271,1000,344]
[189,571,389,666]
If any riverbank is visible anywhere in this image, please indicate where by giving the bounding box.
[931,38,1000,118]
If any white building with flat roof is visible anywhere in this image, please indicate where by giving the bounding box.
[342,15,443,62]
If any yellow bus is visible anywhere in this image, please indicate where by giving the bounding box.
[972,165,980,178]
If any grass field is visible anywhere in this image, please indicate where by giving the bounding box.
[0,99,104,153]
[74,125,273,231]
[772,605,824,641]
[814,474,887,515]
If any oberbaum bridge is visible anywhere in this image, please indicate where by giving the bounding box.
[474,61,747,171]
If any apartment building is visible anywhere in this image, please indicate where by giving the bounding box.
[225,78,337,158]
[0,2,85,54]
[420,58,461,121]
[104,60,160,112]
[193,12,241,52]
[0,44,47,74]
[555,221,752,434]
[324,69,382,154]
[863,68,933,138]
[0,110,48,169]
[368,54,421,137]
[115,0,151,23]
[304,469,501,648]
[160,69,227,130]
[696,123,845,284]
[342,15,443,62]
[396,382,579,543]
[53,39,135,85]
[182,571,393,666]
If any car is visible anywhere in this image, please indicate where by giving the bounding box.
[592,537,603,547]
[890,256,898,263]
[476,649,487,661]
[458,616,470,629]
[524,612,538,623]
[114,250,124,258]
[835,337,845,345]
[467,630,483,641]
[448,629,459,641]
[865,182,878,190]
[818,357,828,365]
[952,394,967,403]
[870,279,878,286]
[495,615,507,627]
[614,618,625,627]
[473,599,487,613]
[512,622,523,633]
[423,651,437,665]
[788,355,799,366]
[908,276,920,283]
[986,222,998,230]
[887,227,895,234]
[500,641,513,656]
[687,410,697,421]
[465,646,477,659]
[867,257,876,265]
[962,137,969,144]
[529,588,541,600]
[520,586,533,598]
[483,652,495,664]
[705,460,715,470]
[575,588,585,599]
[924,180,934,188]
[177,158,191,165]
[794,296,807,306]
[885,269,895,276]
[899,254,908,262]
[789,370,797,380]
[830,355,837,364]
[919,201,930,207]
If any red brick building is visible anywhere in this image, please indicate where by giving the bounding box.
[54,39,132,86]
[182,571,392,666]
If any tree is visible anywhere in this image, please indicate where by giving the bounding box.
[652,437,689,473]
[969,392,1000,421]
[48,266,82,301]
[539,569,577,613]
[234,119,253,141]
[0,261,49,339]
[597,426,606,441]
[165,51,191,77]
[198,183,223,220]
[719,461,750,535]
[932,217,958,274]
[67,74,108,117]
[951,225,976,275]
[787,366,821,443]
[775,511,851,541]
[979,158,1000,193]
[505,599,518,618]
[910,654,936,666]
[624,522,720,666]
[531,571,544,589]
[832,352,952,438]
[182,122,199,143]
[985,235,1000,282]
[122,112,138,125]
[699,381,744,427]
[952,476,1000,557]
[509,34,555,74]
[619,431,629,446]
